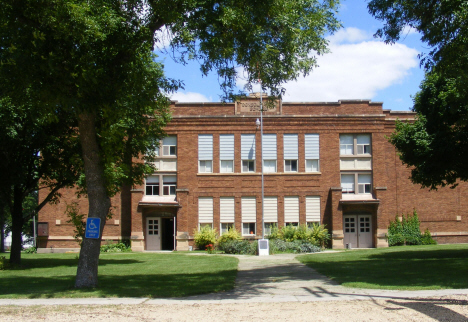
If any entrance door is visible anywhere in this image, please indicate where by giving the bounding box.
[161,217,175,250]
[343,214,372,248]
[146,217,161,250]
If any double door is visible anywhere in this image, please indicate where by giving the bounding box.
[343,214,372,248]
[146,217,175,250]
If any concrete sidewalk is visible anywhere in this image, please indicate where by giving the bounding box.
[1,253,467,306]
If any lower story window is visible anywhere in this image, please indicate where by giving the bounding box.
[285,222,298,227]
[199,223,213,229]
[264,222,276,236]
[284,160,297,172]
[306,159,319,172]
[199,160,213,173]
[220,160,234,173]
[220,223,234,234]
[242,160,255,172]
[341,173,372,194]
[242,223,256,236]
[307,222,320,228]
[162,175,176,195]
[263,160,276,172]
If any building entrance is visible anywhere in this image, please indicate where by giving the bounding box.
[146,217,175,250]
[343,214,372,248]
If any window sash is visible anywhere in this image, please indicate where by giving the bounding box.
[242,223,256,235]
[220,160,234,173]
[199,160,213,173]
[306,159,319,172]
[242,160,255,172]
[284,159,297,172]
[263,160,276,172]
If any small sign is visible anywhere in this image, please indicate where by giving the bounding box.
[85,218,101,239]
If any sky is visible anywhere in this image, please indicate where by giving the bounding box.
[156,0,428,111]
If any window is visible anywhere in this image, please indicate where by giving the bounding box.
[284,160,297,172]
[220,134,234,173]
[243,223,256,235]
[242,160,255,172]
[220,197,235,234]
[162,175,176,195]
[284,134,298,172]
[341,173,372,194]
[306,196,320,225]
[305,134,320,172]
[145,176,159,196]
[198,197,213,228]
[242,197,256,236]
[285,222,299,227]
[262,134,277,173]
[198,134,213,173]
[145,175,177,196]
[264,223,276,236]
[199,160,213,173]
[340,134,371,155]
[241,134,256,172]
[284,196,299,226]
[221,223,234,234]
[162,136,177,156]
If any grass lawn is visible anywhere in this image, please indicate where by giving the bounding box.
[0,253,238,299]
[298,244,468,290]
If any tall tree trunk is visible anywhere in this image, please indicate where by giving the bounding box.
[120,184,132,241]
[9,186,24,265]
[75,111,111,288]
[0,201,5,253]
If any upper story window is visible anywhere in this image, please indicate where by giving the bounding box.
[305,134,320,172]
[198,134,213,173]
[262,134,277,173]
[340,134,371,156]
[162,136,177,156]
[220,134,234,173]
[341,173,372,194]
[284,134,298,172]
[145,175,176,196]
[241,134,256,173]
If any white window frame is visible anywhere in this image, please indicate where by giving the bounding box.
[284,159,298,172]
[199,134,213,173]
[262,134,277,173]
[341,173,372,195]
[162,175,177,196]
[340,134,371,156]
[242,223,256,236]
[145,176,160,196]
[220,223,234,234]
[263,160,277,173]
[264,222,276,236]
[199,160,213,173]
[220,134,234,173]
[305,134,320,172]
[220,160,234,173]
[162,136,177,156]
[242,160,255,173]
[241,134,256,173]
[198,197,213,228]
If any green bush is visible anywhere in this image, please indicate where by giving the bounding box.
[421,229,437,245]
[0,256,8,270]
[387,210,436,246]
[266,224,280,240]
[219,239,257,255]
[218,227,242,244]
[269,239,321,253]
[100,241,131,253]
[266,223,329,248]
[194,225,218,250]
[24,247,37,254]
[308,223,330,248]
[279,224,297,242]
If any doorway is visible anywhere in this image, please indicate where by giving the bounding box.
[146,216,175,251]
[343,214,372,248]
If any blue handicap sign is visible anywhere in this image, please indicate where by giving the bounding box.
[85,217,101,239]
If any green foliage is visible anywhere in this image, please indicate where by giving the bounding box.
[269,239,321,254]
[421,229,437,245]
[267,223,330,248]
[266,224,280,240]
[100,241,131,253]
[217,227,242,245]
[387,210,436,246]
[65,202,86,246]
[194,226,218,250]
[23,247,37,254]
[370,0,468,189]
[0,256,8,270]
[218,239,258,255]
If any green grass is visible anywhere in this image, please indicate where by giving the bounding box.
[298,244,468,290]
[0,253,238,299]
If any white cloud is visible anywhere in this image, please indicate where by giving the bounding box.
[171,91,212,102]
[154,26,174,51]
[239,27,419,102]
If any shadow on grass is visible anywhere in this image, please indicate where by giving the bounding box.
[299,247,468,290]
[12,258,143,270]
[0,269,237,299]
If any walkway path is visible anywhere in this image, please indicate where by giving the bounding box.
[1,253,467,306]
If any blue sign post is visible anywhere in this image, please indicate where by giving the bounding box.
[85,217,101,239]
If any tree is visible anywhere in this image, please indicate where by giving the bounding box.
[368,0,468,188]
[0,0,340,287]
[0,96,81,264]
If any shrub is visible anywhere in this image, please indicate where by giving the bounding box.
[279,224,297,242]
[266,224,280,240]
[269,239,321,253]
[421,229,437,245]
[219,239,257,255]
[194,225,218,250]
[100,241,131,252]
[308,223,330,248]
[387,210,436,246]
[24,247,37,254]
[0,256,8,270]
[218,227,242,244]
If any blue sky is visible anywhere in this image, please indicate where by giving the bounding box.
[157,0,428,111]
